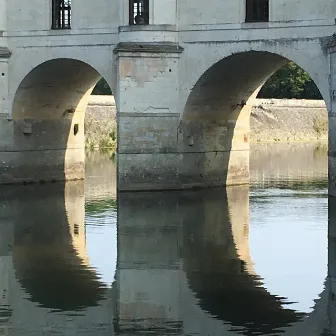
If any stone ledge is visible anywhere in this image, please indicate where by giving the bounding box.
[0,47,11,59]
[88,95,116,107]
[119,25,177,32]
[113,42,184,54]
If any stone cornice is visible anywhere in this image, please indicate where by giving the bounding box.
[0,47,12,59]
[113,42,184,54]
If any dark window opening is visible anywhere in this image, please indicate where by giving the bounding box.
[129,0,149,25]
[245,0,269,22]
[52,0,72,29]
[74,223,79,236]
[74,123,79,136]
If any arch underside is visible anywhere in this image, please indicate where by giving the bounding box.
[8,59,105,184]
[180,51,308,188]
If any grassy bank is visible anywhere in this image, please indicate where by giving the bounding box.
[85,117,117,151]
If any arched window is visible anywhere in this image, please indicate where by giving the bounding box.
[245,0,269,23]
[129,0,149,25]
[52,0,72,29]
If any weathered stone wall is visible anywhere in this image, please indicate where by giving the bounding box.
[86,96,328,143]
[85,96,116,149]
[178,0,336,26]
[251,99,328,142]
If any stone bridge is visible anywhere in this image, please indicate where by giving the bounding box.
[0,0,336,193]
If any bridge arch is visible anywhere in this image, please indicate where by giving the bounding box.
[180,41,330,113]
[179,46,329,188]
[9,58,114,184]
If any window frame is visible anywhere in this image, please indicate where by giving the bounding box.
[129,0,149,26]
[51,0,72,30]
[245,0,269,23]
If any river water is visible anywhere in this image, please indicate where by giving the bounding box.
[0,142,331,335]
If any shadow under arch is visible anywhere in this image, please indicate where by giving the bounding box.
[180,51,327,189]
[9,181,109,311]
[9,58,113,184]
[181,186,308,334]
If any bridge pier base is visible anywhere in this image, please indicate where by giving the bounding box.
[0,118,85,185]
[115,43,183,191]
[328,42,336,197]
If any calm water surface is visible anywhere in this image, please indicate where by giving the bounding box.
[0,143,331,335]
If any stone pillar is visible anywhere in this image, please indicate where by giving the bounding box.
[326,36,336,197]
[115,42,183,191]
[0,0,6,33]
[0,48,12,186]
[4,115,86,184]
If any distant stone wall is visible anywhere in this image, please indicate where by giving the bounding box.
[87,95,116,119]
[251,99,327,142]
[86,96,328,144]
[85,96,116,148]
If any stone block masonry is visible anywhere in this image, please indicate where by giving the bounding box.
[3,1,336,195]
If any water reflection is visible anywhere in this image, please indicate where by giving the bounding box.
[0,182,115,335]
[116,187,313,335]
[0,145,334,335]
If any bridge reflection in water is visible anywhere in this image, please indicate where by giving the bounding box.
[0,180,334,335]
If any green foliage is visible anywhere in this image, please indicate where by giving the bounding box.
[85,119,117,151]
[92,78,112,95]
[313,115,328,136]
[258,62,322,100]
[85,198,117,214]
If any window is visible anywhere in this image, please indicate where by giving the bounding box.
[245,0,269,22]
[129,0,149,25]
[52,0,72,29]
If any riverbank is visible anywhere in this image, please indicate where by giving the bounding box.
[250,99,327,143]
[85,96,116,149]
[85,96,328,147]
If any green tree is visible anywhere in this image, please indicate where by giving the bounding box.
[258,62,322,100]
[92,78,112,95]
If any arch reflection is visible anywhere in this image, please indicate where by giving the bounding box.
[116,186,331,335]
[0,181,115,335]
[12,182,108,310]
[181,186,305,334]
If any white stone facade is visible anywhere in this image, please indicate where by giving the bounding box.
[0,0,335,192]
